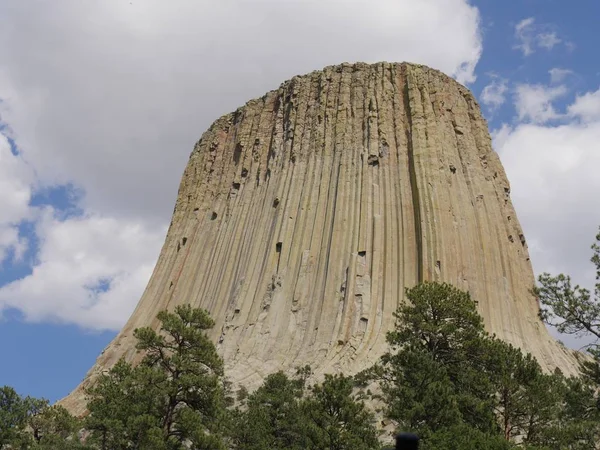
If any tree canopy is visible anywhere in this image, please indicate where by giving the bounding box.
[362,282,580,449]
[84,304,227,450]
[4,273,600,448]
[536,226,600,448]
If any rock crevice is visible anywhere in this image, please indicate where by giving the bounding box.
[61,62,577,415]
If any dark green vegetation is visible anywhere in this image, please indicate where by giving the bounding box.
[0,305,377,450]
[83,305,226,450]
[0,386,84,449]
[3,229,600,449]
[534,226,600,449]
[361,282,595,449]
[231,369,378,450]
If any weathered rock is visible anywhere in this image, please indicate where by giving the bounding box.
[60,62,577,415]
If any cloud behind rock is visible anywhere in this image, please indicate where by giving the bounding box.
[0,0,483,329]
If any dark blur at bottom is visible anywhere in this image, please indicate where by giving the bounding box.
[382,433,419,450]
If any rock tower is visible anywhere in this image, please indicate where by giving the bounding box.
[61,62,576,414]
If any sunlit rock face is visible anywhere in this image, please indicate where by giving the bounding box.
[61,62,577,415]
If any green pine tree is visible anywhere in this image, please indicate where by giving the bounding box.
[0,385,37,448]
[377,282,498,437]
[85,304,226,450]
[302,373,378,450]
[536,227,600,379]
[484,339,564,445]
[232,370,308,450]
[29,404,86,449]
[0,386,86,449]
[535,226,600,447]
[366,281,570,447]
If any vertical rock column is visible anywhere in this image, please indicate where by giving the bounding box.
[61,62,577,416]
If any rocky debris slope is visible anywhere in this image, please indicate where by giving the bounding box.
[61,62,577,415]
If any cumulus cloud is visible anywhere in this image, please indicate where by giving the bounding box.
[0,210,165,330]
[514,17,563,56]
[0,0,483,329]
[0,0,482,224]
[0,227,25,263]
[568,88,600,122]
[497,83,600,349]
[514,83,567,123]
[0,134,32,262]
[481,76,508,111]
[496,90,600,296]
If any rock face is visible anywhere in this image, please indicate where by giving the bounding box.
[61,62,577,414]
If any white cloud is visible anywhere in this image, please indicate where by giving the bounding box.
[568,88,600,122]
[0,0,482,225]
[0,0,483,329]
[514,18,537,56]
[481,77,508,111]
[549,68,574,84]
[0,210,165,330]
[497,84,600,350]
[514,83,567,123]
[490,123,513,150]
[0,227,22,263]
[0,133,32,263]
[514,17,563,56]
[537,32,562,50]
[0,135,32,223]
[496,91,600,297]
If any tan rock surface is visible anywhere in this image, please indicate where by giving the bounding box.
[60,62,578,415]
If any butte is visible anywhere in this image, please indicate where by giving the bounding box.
[61,62,577,415]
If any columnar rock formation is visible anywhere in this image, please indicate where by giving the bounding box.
[62,62,577,414]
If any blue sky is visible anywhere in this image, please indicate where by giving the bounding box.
[0,0,599,403]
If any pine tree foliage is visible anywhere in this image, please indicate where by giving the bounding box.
[85,304,227,450]
[535,226,600,448]
[0,386,85,449]
[302,373,379,450]
[232,370,308,450]
[4,269,600,448]
[232,369,379,450]
[364,282,576,448]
